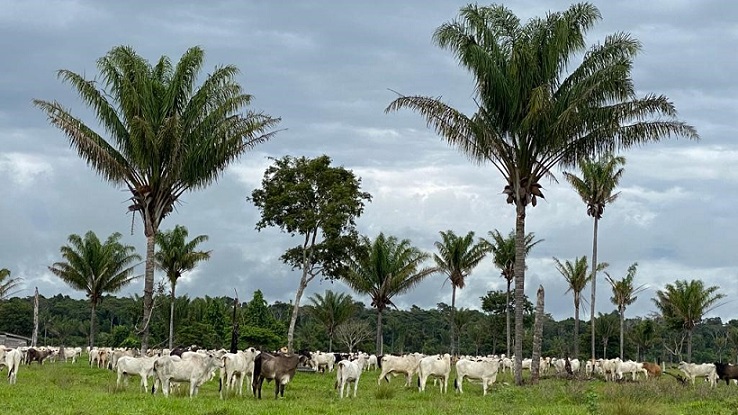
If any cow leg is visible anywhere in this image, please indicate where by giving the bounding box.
[353,379,359,398]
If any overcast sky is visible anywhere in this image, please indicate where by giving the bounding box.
[2,0,737,323]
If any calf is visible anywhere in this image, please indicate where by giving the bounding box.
[714,362,738,386]
[454,358,500,396]
[417,354,451,393]
[152,353,222,397]
[252,352,300,399]
[219,348,258,399]
[116,356,156,392]
[377,354,422,386]
[678,361,717,387]
[334,359,363,398]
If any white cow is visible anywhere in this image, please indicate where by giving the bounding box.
[310,352,336,373]
[678,362,717,387]
[116,356,157,391]
[377,354,422,386]
[152,353,222,397]
[417,354,451,393]
[219,348,258,399]
[616,360,648,381]
[366,354,378,371]
[335,359,363,398]
[5,349,21,384]
[454,358,500,396]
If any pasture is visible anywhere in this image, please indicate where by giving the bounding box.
[0,359,736,415]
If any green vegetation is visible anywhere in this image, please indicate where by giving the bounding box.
[1,359,737,415]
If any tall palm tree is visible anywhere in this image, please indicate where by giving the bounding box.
[653,279,724,362]
[48,231,140,347]
[307,290,356,352]
[563,153,626,364]
[484,230,541,357]
[155,225,211,349]
[605,262,646,359]
[386,3,697,384]
[342,233,436,355]
[34,45,279,351]
[596,312,618,359]
[433,230,488,355]
[553,256,600,359]
[0,268,22,300]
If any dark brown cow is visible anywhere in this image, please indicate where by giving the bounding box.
[252,352,299,399]
[25,348,53,365]
[714,362,738,385]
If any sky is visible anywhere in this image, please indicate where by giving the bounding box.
[1,0,737,323]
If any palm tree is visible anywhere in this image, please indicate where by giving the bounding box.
[155,225,211,349]
[653,279,724,362]
[554,256,604,359]
[386,3,697,384]
[563,153,626,364]
[596,312,618,359]
[0,268,22,300]
[307,290,357,352]
[433,230,488,355]
[34,45,279,351]
[342,233,436,355]
[605,262,646,359]
[48,231,140,347]
[484,230,541,357]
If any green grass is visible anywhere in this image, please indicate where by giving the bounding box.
[0,360,737,415]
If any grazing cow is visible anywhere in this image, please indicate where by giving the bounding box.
[417,354,451,393]
[219,348,258,399]
[454,358,500,396]
[116,356,157,392]
[714,362,738,386]
[616,360,648,381]
[678,361,717,387]
[377,354,422,386]
[642,362,662,379]
[152,353,222,397]
[252,352,300,399]
[335,359,363,398]
[25,348,53,365]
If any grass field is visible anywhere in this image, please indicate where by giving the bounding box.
[0,358,737,415]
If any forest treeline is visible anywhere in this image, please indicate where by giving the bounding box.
[2,288,736,365]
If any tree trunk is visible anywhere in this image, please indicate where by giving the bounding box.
[32,287,39,348]
[141,232,156,354]
[287,268,309,353]
[329,334,333,353]
[450,285,457,355]
[230,295,239,354]
[531,285,545,384]
[603,339,607,359]
[376,309,383,355]
[513,202,527,386]
[89,301,97,348]
[589,217,599,364]
[619,309,624,359]
[168,283,176,350]
[687,329,693,362]
[506,278,511,357]
[574,300,579,359]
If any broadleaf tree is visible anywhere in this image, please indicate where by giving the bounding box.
[386,3,697,384]
[248,155,371,352]
[34,45,279,351]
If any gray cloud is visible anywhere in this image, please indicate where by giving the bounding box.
[2,0,736,323]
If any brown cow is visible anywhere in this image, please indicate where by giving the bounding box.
[642,362,662,379]
[714,362,738,386]
[252,352,299,399]
[25,348,53,365]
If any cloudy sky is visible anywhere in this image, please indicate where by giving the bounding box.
[2,0,736,323]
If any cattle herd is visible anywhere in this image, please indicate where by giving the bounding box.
[1,344,737,399]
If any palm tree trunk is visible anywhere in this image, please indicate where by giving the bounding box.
[141,231,156,354]
[506,278,511,357]
[376,309,383,355]
[589,217,599,363]
[687,329,693,362]
[531,285,544,384]
[89,302,97,348]
[574,301,580,359]
[287,268,309,353]
[329,332,333,353]
[169,283,176,350]
[513,202,527,386]
[619,309,624,359]
[603,339,607,359]
[450,285,457,355]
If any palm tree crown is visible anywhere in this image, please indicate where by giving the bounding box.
[34,45,279,351]
[342,233,436,354]
[386,2,697,384]
[0,268,22,300]
[307,290,357,352]
[48,231,140,347]
[606,262,646,359]
[564,153,626,220]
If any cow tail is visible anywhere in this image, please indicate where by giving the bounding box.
[252,354,263,388]
[377,355,383,369]
[454,378,458,391]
